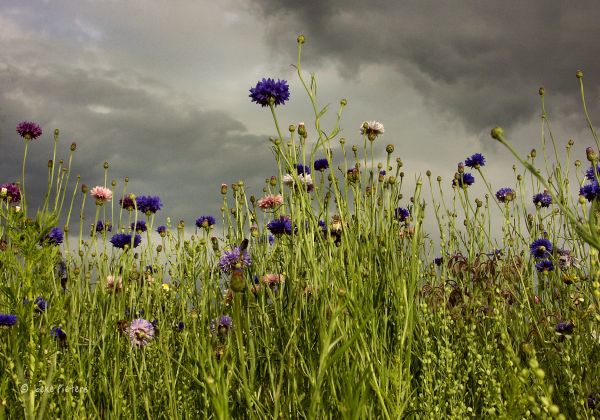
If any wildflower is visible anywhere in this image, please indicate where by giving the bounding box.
[0,183,21,203]
[530,238,553,259]
[210,315,233,336]
[580,181,600,201]
[395,207,410,222]
[360,121,385,141]
[218,246,251,274]
[535,259,554,273]
[346,167,360,183]
[314,158,329,171]
[453,173,475,188]
[262,273,285,285]
[136,195,162,214]
[495,187,515,203]
[50,326,67,342]
[558,249,579,270]
[162,283,170,292]
[464,153,486,169]
[105,275,123,292]
[318,220,327,232]
[533,191,552,207]
[0,314,17,326]
[46,227,64,245]
[119,194,136,211]
[249,78,290,107]
[96,220,112,233]
[110,233,141,249]
[195,215,216,229]
[296,164,310,175]
[267,216,293,235]
[16,121,42,140]
[282,174,313,190]
[156,225,167,237]
[127,318,155,347]
[585,164,600,181]
[90,186,113,204]
[131,220,147,233]
[434,257,443,267]
[256,194,284,210]
[555,321,574,336]
[34,297,47,312]
[175,321,185,332]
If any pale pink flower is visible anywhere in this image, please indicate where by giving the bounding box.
[256,194,284,210]
[262,273,285,285]
[90,186,113,204]
[105,275,123,292]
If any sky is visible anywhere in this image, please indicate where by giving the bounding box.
[2,0,600,243]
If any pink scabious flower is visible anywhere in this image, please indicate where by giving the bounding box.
[16,121,42,140]
[90,186,113,204]
[256,194,284,210]
[105,275,123,293]
[127,318,155,347]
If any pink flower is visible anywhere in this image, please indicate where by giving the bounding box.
[262,273,285,285]
[105,275,123,292]
[90,186,113,204]
[256,194,284,210]
[127,318,155,347]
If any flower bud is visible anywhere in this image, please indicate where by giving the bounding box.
[339,138,345,145]
[297,122,307,137]
[340,98,347,106]
[575,159,581,167]
[156,245,163,253]
[576,69,583,79]
[426,170,431,177]
[530,149,536,158]
[269,176,277,187]
[230,268,246,292]
[538,87,545,96]
[81,184,88,194]
[250,225,259,238]
[351,145,358,153]
[490,126,504,141]
[70,142,77,151]
[297,34,305,44]
[288,124,296,133]
[457,162,465,174]
[586,147,597,162]
[48,160,53,168]
[386,144,394,154]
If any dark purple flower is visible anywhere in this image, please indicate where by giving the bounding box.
[50,326,67,341]
[196,215,216,229]
[119,195,136,210]
[16,121,42,140]
[136,196,162,214]
[580,182,600,201]
[314,158,329,171]
[535,259,554,273]
[555,321,574,335]
[218,247,251,274]
[530,238,553,259]
[296,164,310,175]
[0,183,21,203]
[131,220,147,233]
[0,313,17,326]
[249,78,290,107]
[395,207,410,222]
[533,191,552,207]
[175,321,185,331]
[110,233,141,249]
[495,187,516,203]
[433,257,443,267]
[318,220,327,232]
[585,165,600,181]
[267,216,293,235]
[379,170,386,176]
[464,153,485,168]
[46,227,64,245]
[34,297,47,312]
[96,220,112,233]
[453,173,475,188]
[156,225,167,236]
[210,315,233,336]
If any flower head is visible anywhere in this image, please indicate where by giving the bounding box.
[530,238,553,259]
[535,259,554,273]
[585,164,600,181]
[495,187,516,203]
[296,164,310,175]
[533,191,552,207]
[90,186,113,204]
[580,181,600,201]
[96,220,112,233]
[453,173,475,188]
[0,183,21,203]
[558,248,579,270]
[34,297,48,312]
[46,227,64,245]
[267,216,293,235]
[195,215,216,229]
[433,257,443,267]
[249,78,290,107]
[131,220,147,233]
[0,313,17,326]
[218,247,251,274]
[395,207,410,222]
[282,173,313,190]
[555,321,574,335]
[314,158,329,172]
[127,318,155,347]
[119,194,136,211]
[262,273,285,285]
[50,326,67,342]
[110,233,141,249]
[136,195,162,214]
[16,121,42,140]
[210,315,233,336]
[256,194,283,210]
[360,121,384,140]
[464,153,485,169]
[106,275,123,292]
[156,225,167,236]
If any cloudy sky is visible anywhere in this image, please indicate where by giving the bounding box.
[2,0,600,239]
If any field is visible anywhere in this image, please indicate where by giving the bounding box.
[1,37,599,419]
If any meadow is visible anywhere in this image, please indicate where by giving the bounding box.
[1,36,599,419]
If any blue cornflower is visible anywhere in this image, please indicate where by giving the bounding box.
[96,220,112,233]
[218,247,251,274]
[0,313,17,326]
[296,164,310,175]
[464,153,485,169]
[268,234,274,245]
[131,220,147,233]
[585,165,600,181]
[555,321,574,335]
[249,78,290,107]
[175,321,185,332]
[46,227,63,245]
[136,196,162,214]
[580,181,600,202]
[267,216,293,235]
[50,326,67,341]
[210,315,233,336]
[110,233,141,249]
[453,173,475,188]
[530,238,553,259]
[535,259,554,273]
[379,170,386,177]
[196,215,216,229]
[495,187,516,203]
[156,225,167,236]
[533,191,552,207]
[395,207,410,222]
[433,257,443,267]
[318,220,327,232]
[314,158,329,171]
[34,297,47,312]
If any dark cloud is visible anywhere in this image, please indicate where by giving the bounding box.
[247,0,600,133]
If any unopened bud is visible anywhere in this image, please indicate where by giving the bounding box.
[48,160,53,168]
[81,184,88,194]
[586,147,597,162]
[340,98,347,106]
[70,142,77,151]
[297,34,305,44]
[288,124,296,133]
[576,69,583,79]
[386,144,394,154]
[490,126,504,141]
[269,176,277,187]
[538,87,545,96]
[457,162,465,174]
[530,149,536,158]
[297,122,307,137]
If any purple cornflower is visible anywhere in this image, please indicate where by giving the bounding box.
[533,191,552,207]
[464,153,485,169]
[453,173,475,188]
[0,183,21,203]
[46,227,64,245]
[249,78,290,107]
[496,187,515,203]
[34,297,47,312]
[157,225,167,236]
[580,181,600,202]
[433,257,443,267]
[0,314,17,326]
[555,321,574,335]
[119,195,136,211]
[296,164,310,175]
[175,321,185,331]
[50,326,67,343]
[267,216,293,235]
[530,238,553,259]
[210,315,233,336]
[131,220,147,233]
[127,318,155,347]
[395,207,410,222]
[218,247,251,274]
[585,164,600,181]
[16,121,42,140]
[110,233,141,249]
[314,158,329,172]
[535,259,554,273]
[96,220,112,233]
[136,196,162,214]
[196,215,216,229]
